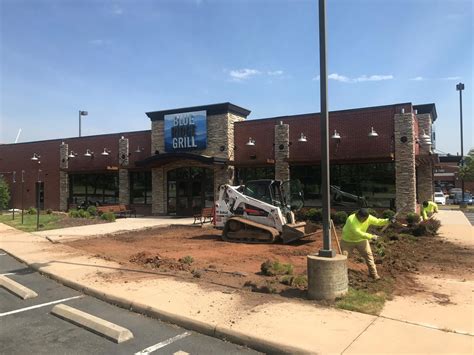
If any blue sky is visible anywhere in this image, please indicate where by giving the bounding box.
[0,0,472,155]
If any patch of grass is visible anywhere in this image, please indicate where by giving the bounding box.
[335,287,386,315]
[179,255,194,265]
[261,259,294,276]
[0,213,62,232]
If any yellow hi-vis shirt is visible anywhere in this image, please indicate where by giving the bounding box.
[421,201,438,221]
[342,213,389,243]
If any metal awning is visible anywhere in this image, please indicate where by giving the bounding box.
[135,152,227,168]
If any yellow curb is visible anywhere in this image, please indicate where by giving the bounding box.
[51,304,134,343]
[0,275,38,299]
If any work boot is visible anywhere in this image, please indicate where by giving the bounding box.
[370,274,381,281]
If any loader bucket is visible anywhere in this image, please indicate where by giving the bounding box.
[281,222,308,244]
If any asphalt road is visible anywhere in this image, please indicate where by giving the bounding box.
[464,212,474,226]
[0,251,260,355]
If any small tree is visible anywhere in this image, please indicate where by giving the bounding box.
[459,148,474,181]
[0,175,10,211]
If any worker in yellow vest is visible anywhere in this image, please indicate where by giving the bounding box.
[341,208,395,280]
[421,200,438,221]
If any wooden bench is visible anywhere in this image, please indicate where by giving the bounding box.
[97,204,136,218]
[193,207,214,225]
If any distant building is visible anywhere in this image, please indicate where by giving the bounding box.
[0,102,438,215]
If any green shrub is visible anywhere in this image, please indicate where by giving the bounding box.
[406,212,421,225]
[0,176,10,210]
[412,219,441,237]
[333,211,348,225]
[179,255,194,265]
[291,274,308,288]
[305,208,322,223]
[100,212,116,222]
[68,209,80,218]
[261,259,294,276]
[367,208,378,217]
[78,209,91,219]
[27,207,37,215]
[86,205,98,216]
[382,209,396,219]
[46,209,53,215]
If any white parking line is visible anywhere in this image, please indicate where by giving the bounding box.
[0,253,7,256]
[0,295,84,317]
[134,332,192,355]
[1,272,17,276]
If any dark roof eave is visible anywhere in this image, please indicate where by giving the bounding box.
[146,102,251,121]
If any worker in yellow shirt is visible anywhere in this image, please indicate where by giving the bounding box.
[342,208,394,280]
[421,200,438,221]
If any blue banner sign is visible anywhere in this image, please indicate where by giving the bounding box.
[164,110,207,152]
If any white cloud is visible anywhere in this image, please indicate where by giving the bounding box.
[112,5,123,15]
[268,70,284,76]
[410,76,425,81]
[320,73,394,83]
[328,73,351,82]
[229,68,261,81]
[441,76,461,81]
[88,39,110,46]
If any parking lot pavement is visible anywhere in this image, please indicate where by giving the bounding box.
[464,212,474,226]
[0,251,260,355]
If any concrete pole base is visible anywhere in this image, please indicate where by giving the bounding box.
[307,254,348,301]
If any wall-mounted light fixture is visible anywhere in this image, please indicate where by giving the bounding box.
[135,146,144,153]
[31,153,40,161]
[368,127,379,138]
[101,148,111,156]
[298,133,307,142]
[331,130,341,140]
[84,149,94,157]
[246,137,256,146]
[68,151,78,159]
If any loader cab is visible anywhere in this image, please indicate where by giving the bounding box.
[243,180,284,207]
[243,179,304,211]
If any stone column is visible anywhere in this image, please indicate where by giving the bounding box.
[59,142,69,211]
[394,112,417,213]
[274,122,290,181]
[151,168,165,215]
[118,137,130,205]
[151,121,165,155]
[417,162,434,203]
[214,165,234,197]
[416,113,432,154]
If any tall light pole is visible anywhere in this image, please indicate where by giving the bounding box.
[318,0,334,258]
[11,171,16,220]
[79,110,88,137]
[21,170,25,224]
[456,83,465,207]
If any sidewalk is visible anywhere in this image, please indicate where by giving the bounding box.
[32,216,195,242]
[1,213,473,354]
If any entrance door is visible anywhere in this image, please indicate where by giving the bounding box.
[167,167,213,216]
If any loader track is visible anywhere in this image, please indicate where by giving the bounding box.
[222,217,279,244]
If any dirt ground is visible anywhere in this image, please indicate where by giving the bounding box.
[67,224,474,300]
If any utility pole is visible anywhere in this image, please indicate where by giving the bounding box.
[456,83,465,207]
[21,170,25,224]
[318,0,334,258]
[79,110,88,137]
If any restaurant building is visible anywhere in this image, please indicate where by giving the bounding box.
[0,102,438,215]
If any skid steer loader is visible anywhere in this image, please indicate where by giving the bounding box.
[215,179,310,244]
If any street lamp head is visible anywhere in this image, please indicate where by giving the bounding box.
[368,127,379,138]
[456,83,465,91]
[298,133,307,142]
[79,110,88,116]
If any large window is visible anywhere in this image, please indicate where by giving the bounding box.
[130,171,152,205]
[235,167,275,184]
[290,163,395,208]
[69,173,119,205]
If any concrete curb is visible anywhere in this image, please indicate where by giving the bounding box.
[5,251,315,354]
[0,274,38,299]
[51,304,134,343]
